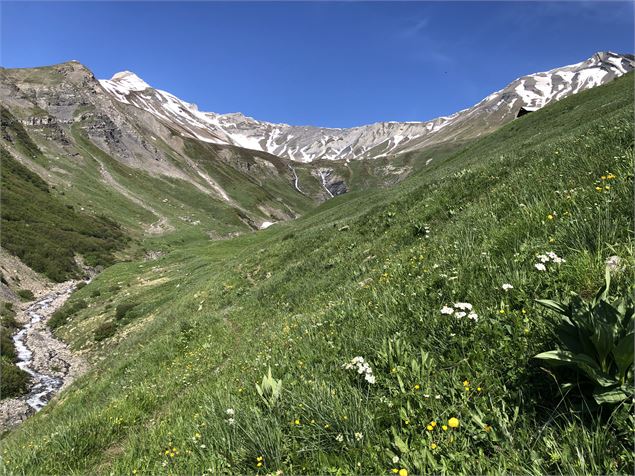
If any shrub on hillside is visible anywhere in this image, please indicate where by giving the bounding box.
[94,321,116,341]
[48,299,88,330]
[115,303,136,321]
[0,331,17,361]
[16,289,34,301]
[0,359,30,398]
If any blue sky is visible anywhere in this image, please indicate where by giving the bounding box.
[2,1,633,127]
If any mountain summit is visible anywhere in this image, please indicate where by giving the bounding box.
[99,51,634,163]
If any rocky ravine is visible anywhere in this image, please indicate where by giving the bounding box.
[0,281,88,430]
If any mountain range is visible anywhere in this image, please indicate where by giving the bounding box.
[1,51,632,252]
[99,51,633,163]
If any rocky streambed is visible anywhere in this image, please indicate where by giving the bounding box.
[0,281,88,430]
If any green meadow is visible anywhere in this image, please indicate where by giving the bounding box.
[1,74,633,475]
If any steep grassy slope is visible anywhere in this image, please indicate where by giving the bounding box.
[0,146,127,282]
[1,74,633,474]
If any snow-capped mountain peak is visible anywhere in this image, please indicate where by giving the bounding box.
[99,52,634,163]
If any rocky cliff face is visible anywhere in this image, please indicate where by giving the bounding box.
[100,52,634,163]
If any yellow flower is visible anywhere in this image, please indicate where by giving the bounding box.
[294,419,301,425]
[605,185,610,190]
[607,173,616,179]
[431,421,437,427]
[595,186,603,192]
[601,175,607,180]
[465,387,470,391]
[399,469,408,476]
[484,424,492,432]
[414,384,420,390]
[499,309,505,314]
[448,417,460,428]
[426,424,434,431]
[477,387,482,392]
[256,462,263,467]
[462,380,469,387]
[256,456,263,461]
[391,469,399,474]
[430,443,437,449]
[441,425,448,431]
[547,214,554,220]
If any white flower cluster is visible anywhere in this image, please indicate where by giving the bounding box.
[502,283,514,291]
[534,251,566,271]
[225,408,236,426]
[440,302,478,322]
[343,356,376,384]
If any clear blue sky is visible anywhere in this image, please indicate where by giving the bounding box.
[2,1,633,127]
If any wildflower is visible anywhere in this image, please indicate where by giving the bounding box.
[448,417,460,428]
[426,425,434,431]
[595,186,603,192]
[547,214,554,220]
[399,469,408,476]
[392,469,399,474]
[477,387,482,392]
[484,424,492,432]
[440,305,454,315]
[499,309,505,314]
[423,394,430,398]
[335,433,344,442]
[534,263,546,271]
[294,419,301,425]
[392,456,400,464]
[441,425,448,431]
[226,408,235,416]
[431,421,437,427]
[414,384,420,390]
[501,283,513,291]
[434,394,441,400]
[454,302,473,311]
[467,312,478,322]
[547,252,565,264]
[606,255,621,272]
[430,443,438,449]
[355,432,363,441]
[463,380,469,387]
[344,356,376,384]
[227,418,235,426]
[455,311,466,319]
[607,173,616,179]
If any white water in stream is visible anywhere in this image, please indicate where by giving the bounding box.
[12,288,74,411]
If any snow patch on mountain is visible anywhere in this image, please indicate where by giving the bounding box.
[100,52,634,163]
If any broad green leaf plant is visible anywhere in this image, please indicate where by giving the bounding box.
[534,268,634,405]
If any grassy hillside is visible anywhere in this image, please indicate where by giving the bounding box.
[0,145,127,282]
[1,74,633,474]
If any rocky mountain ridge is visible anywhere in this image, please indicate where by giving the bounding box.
[100,51,634,163]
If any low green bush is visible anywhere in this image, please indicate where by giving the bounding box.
[94,321,117,341]
[115,302,136,321]
[0,358,30,398]
[0,330,17,361]
[16,289,34,301]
